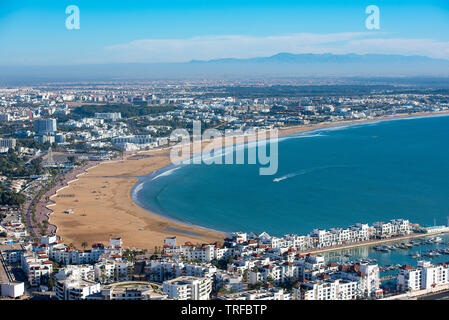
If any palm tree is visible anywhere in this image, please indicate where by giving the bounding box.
[81,241,88,250]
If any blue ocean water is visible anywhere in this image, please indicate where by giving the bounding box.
[133,115,449,237]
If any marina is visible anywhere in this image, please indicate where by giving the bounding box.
[325,234,449,272]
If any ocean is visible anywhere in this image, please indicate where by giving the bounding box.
[133,114,449,237]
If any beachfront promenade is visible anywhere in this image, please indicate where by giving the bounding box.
[24,161,100,238]
[24,152,135,238]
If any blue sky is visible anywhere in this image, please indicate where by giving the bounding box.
[1,0,449,65]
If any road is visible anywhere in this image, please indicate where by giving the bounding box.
[418,290,449,300]
[23,161,100,238]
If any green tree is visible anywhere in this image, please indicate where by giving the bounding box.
[47,275,54,290]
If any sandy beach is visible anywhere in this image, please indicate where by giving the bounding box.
[48,111,449,250]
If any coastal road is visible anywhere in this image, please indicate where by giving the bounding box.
[23,161,100,238]
[418,290,449,300]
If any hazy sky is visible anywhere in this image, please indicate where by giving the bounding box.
[1,0,449,65]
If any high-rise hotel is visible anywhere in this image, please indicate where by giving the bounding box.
[34,118,57,134]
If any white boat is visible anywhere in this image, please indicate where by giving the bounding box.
[434,237,443,243]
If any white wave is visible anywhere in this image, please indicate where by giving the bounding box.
[152,166,182,181]
[320,125,352,132]
[286,133,327,140]
[132,181,144,196]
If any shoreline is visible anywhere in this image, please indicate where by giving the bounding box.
[131,172,231,237]
[48,110,449,250]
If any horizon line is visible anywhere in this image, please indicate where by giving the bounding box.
[2,52,449,68]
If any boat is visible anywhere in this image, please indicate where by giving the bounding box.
[379,246,390,253]
[428,252,440,257]
[434,237,443,243]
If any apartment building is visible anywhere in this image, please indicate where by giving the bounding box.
[94,259,133,283]
[21,251,53,286]
[335,263,381,298]
[397,260,449,292]
[144,260,184,282]
[249,264,283,285]
[89,284,167,300]
[294,277,362,300]
[185,263,217,278]
[55,278,101,300]
[34,118,57,133]
[0,243,25,264]
[0,138,16,150]
[295,279,340,300]
[94,112,121,121]
[214,272,244,292]
[179,244,230,262]
[217,288,290,300]
[0,282,24,298]
[162,276,212,300]
[373,219,412,238]
[55,265,95,282]
[33,238,122,266]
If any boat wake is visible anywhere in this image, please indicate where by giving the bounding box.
[273,170,308,182]
[273,165,351,182]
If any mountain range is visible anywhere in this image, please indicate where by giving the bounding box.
[2,53,449,83]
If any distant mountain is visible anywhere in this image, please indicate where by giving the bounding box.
[191,52,448,64]
[2,53,449,84]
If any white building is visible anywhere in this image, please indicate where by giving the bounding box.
[55,278,101,300]
[162,276,212,300]
[397,261,449,292]
[0,282,24,298]
[21,251,53,286]
[295,279,340,300]
[336,263,381,298]
[214,272,244,292]
[164,236,177,248]
[217,288,290,300]
[180,244,230,262]
[95,112,121,121]
[0,139,16,150]
[89,284,167,300]
[55,265,95,282]
[94,259,133,283]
